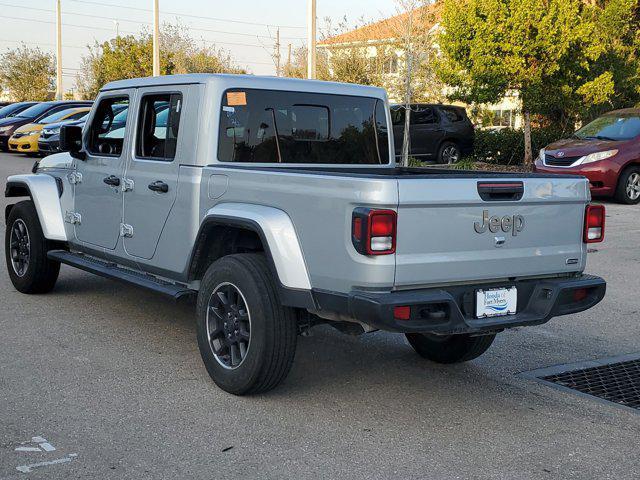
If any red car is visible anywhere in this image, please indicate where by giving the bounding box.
[535,108,640,204]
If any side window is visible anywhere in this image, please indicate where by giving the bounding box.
[87,96,129,157]
[136,93,182,161]
[412,107,437,125]
[440,107,465,123]
[390,107,405,126]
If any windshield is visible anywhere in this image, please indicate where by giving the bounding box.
[38,108,82,124]
[218,89,389,164]
[575,113,640,141]
[16,103,55,119]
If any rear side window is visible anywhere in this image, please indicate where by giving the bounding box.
[218,89,389,164]
[440,106,466,123]
[87,96,129,157]
[136,93,182,161]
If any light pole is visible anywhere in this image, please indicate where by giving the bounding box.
[152,0,160,76]
[55,0,63,99]
[307,0,316,79]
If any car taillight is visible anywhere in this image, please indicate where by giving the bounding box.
[584,204,605,243]
[352,208,397,255]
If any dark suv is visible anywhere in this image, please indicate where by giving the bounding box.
[391,104,474,163]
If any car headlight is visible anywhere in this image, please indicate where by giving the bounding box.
[43,128,58,135]
[0,126,11,133]
[538,149,545,161]
[580,149,618,165]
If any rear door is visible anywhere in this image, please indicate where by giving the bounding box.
[409,106,444,158]
[394,176,589,287]
[121,85,191,260]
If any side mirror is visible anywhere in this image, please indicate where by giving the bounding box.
[59,125,86,160]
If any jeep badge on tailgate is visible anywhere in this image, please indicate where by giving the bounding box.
[474,210,525,236]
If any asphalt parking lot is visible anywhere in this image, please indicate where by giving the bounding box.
[0,151,639,479]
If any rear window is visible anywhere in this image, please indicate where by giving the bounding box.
[218,89,389,164]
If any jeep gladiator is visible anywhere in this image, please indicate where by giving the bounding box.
[4,74,606,395]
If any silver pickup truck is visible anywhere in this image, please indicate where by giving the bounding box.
[4,74,606,395]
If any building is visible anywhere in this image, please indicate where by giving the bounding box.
[318,3,522,129]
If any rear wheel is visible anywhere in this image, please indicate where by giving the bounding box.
[405,333,496,364]
[615,166,640,204]
[196,254,298,395]
[437,141,460,164]
[5,200,60,294]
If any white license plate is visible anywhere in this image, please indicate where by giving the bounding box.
[476,287,517,318]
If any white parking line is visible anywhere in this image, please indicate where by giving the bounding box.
[16,454,77,474]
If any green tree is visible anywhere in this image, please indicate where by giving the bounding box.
[0,44,55,101]
[437,0,640,167]
[76,24,245,99]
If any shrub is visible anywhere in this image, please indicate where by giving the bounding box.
[468,126,571,165]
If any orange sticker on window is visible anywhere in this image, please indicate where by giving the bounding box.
[227,91,247,106]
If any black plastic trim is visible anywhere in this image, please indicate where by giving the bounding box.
[313,275,606,334]
[188,215,316,310]
[5,181,31,198]
[48,250,195,300]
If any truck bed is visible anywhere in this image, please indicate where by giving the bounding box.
[211,164,584,180]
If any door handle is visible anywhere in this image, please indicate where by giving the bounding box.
[103,175,121,187]
[148,180,169,193]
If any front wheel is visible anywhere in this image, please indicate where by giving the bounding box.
[196,254,298,395]
[405,333,496,364]
[5,200,60,294]
[615,166,640,205]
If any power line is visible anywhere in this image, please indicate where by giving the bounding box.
[1,15,280,48]
[0,38,85,49]
[68,0,306,29]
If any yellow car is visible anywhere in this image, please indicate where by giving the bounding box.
[8,107,91,154]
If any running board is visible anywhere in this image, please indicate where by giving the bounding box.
[47,250,195,300]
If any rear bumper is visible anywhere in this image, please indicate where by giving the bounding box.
[319,274,606,335]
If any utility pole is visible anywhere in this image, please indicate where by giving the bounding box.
[55,0,63,100]
[114,20,119,38]
[274,28,281,77]
[287,43,292,73]
[307,0,316,79]
[152,0,160,76]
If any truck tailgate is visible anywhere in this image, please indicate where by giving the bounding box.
[395,176,590,288]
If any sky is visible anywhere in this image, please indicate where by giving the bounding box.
[0,0,398,93]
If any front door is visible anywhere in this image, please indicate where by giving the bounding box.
[122,86,188,260]
[74,92,133,250]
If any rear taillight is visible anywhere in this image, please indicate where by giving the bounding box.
[352,208,397,255]
[584,204,605,243]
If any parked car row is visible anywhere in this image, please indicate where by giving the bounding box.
[0,100,93,155]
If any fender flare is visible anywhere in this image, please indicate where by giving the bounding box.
[199,203,312,291]
[5,174,68,242]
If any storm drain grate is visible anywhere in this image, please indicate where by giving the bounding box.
[522,353,640,413]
